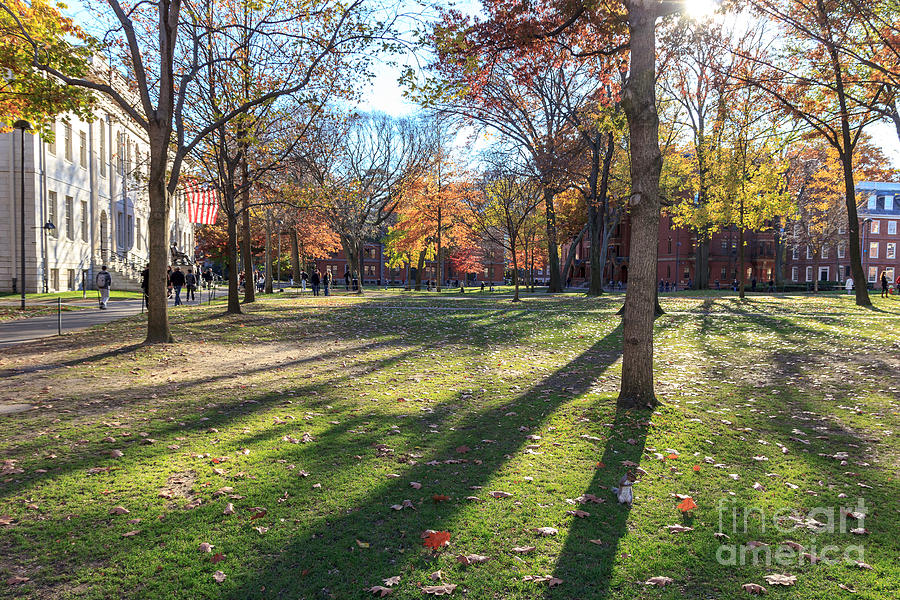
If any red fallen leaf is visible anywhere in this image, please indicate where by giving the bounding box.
[422,584,457,595]
[365,586,393,596]
[566,509,590,518]
[676,497,698,512]
[423,531,451,549]
[595,461,605,468]
[250,509,267,520]
[692,465,701,472]
[432,494,451,503]
[211,553,225,564]
[455,445,470,454]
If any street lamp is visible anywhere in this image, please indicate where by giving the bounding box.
[14,120,32,310]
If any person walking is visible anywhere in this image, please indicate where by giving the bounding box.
[344,269,351,291]
[300,270,308,293]
[324,269,333,296]
[95,265,112,309]
[140,265,150,304]
[203,267,213,289]
[185,268,197,302]
[846,276,854,295]
[166,267,174,299]
[310,270,320,296]
[170,266,186,306]
[881,271,889,298]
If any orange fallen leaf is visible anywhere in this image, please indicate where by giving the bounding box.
[676,497,698,512]
[423,531,451,549]
[432,494,450,503]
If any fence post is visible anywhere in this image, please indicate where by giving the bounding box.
[57,297,62,336]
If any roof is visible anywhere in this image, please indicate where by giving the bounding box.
[856,182,900,218]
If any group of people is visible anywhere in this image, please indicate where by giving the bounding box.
[295,269,333,296]
[138,265,212,306]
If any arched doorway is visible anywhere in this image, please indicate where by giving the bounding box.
[100,211,108,262]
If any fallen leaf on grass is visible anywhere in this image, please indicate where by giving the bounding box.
[763,574,796,586]
[665,525,693,533]
[122,530,141,537]
[489,491,512,499]
[198,542,214,553]
[746,541,768,549]
[741,582,767,594]
[109,506,130,515]
[211,553,225,564]
[432,494,450,503]
[223,503,235,515]
[356,539,370,548]
[522,575,563,587]
[781,541,803,551]
[852,561,873,570]
[213,570,226,583]
[512,546,535,553]
[254,526,268,534]
[422,584,457,595]
[383,576,400,586]
[6,576,29,585]
[645,576,674,586]
[250,509,266,520]
[423,531,451,549]
[410,482,422,489]
[566,509,590,518]
[534,527,558,536]
[430,571,442,581]
[676,497,698,512]
[849,528,869,535]
[456,554,489,565]
[365,586,393,597]
[838,583,857,592]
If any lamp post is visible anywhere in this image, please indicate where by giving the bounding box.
[675,238,681,291]
[14,120,32,309]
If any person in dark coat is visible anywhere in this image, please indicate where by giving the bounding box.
[170,267,186,306]
[185,268,197,302]
[310,270,321,296]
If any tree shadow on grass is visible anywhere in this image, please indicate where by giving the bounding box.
[218,323,625,600]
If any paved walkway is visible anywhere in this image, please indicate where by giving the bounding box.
[0,294,212,348]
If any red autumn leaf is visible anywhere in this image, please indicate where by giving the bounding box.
[677,497,698,512]
[211,553,225,564]
[423,531,451,549]
[692,465,701,472]
[432,494,451,502]
[250,509,267,520]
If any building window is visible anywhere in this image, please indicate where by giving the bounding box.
[48,191,58,238]
[483,267,489,279]
[806,245,813,259]
[721,267,727,280]
[868,195,877,210]
[127,215,133,248]
[870,242,879,258]
[888,243,896,260]
[65,196,74,239]
[721,238,727,249]
[46,121,56,155]
[64,123,72,162]
[792,246,799,260]
[117,133,124,175]
[51,269,59,291]
[806,266,813,282]
[887,267,896,283]
[887,195,895,211]
[79,131,87,168]
[67,269,75,291]
[99,126,106,177]
[81,200,88,241]
[871,220,880,234]
[365,265,377,277]
[117,212,124,247]
[838,244,845,259]
[889,221,897,235]
[792,267,799,282]
[822,245,829,259]
[666,265,671,278]
[667,238,672,254]
[868,266,878,282]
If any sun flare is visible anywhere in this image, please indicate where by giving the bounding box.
[684,0,718,19]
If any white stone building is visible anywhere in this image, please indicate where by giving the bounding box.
[1,99,194,293]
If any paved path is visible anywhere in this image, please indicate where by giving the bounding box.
[0,299,147,348]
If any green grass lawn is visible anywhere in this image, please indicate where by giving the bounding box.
[0,290,143,303]
[0,305,88,324]
[0,292,897,599]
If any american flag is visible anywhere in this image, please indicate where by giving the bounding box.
[185,180,219,225]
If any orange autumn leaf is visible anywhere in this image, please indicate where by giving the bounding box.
[692,465,701,472]
[677,497,698,512]
[432,494,451,503]
[423,531,451,549]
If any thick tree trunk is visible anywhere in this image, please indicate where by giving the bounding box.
[437,205,443,292]
[226,208,241,314]
[290,229,300,285]
[240,157,255,303]
[264,212,273,294]
[695,237,709,289]
[618,3,662,409]
[357,241,365,294]
[145,133,173,343]
[738,226,746,299]
[544,188,562,293]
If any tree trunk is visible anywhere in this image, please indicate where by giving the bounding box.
[226,207,241,314]
[405,255,411,291]
[356,241,365,294]
[738,226,746,299]
[240,157,255,303]
[414,248,426,291]
[290,229,300,285]
[618,3,662,409]
[436,205,443,292]
[511,236,520,302]
[695,237,709,289]
[264,212,273,294]
[544,188,562,292]
[145,132,173,343]
[773,219,784,289]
